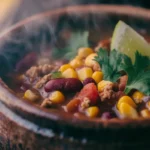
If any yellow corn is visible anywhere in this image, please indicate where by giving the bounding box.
[49,91,65,104]
[97,80,113,92]
[85,106,100,118]
[118,102,138,119]
[62,68,78,78]
[92,71,103,83]
[59,64,72,72]
[24,90,40,102]
[77,67,93,81]
[132,91,144,104]
[117,96,136,109]
[140,109,150,118]
[69,57,83,68]
[85,53,98,68]
[77,47,93,59]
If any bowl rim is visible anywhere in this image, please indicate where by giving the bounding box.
[1,4,150,129]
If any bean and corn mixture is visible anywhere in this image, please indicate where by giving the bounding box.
[6,24,150,119]
[10,36,150,120]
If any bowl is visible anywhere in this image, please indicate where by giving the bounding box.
[0,5,150,150]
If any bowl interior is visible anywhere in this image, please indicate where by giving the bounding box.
[1,5,150,138]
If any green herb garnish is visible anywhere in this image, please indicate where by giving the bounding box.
[95,48,150,95]
[95,48,124,82]
[51,71,62,79]
[121,51,150,95]
[53,31,89,60]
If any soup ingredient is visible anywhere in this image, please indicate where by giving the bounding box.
[92,71,103,83]
[77,83,99,105]
[118,75,128,91]
[34,74,52,89]
[117,96,136,109]
[70,56,83,68]
[82,78,96,86]
[44,78,83,92]
[95,48,150,95]
[97,80,113,92]
[41,98,52,108]
[24,89,41,102]
[77,67,93,81]
[62,68,78,78]
[140,109,150,118]
[78,47,94,59]
[111,20,150,63]
[59,64,72,72]
[16,52,37,72]
[122,51,150,95]
[85,53,99,68]
[95,39,111,51]
[118,102,138,119]
[85,106,100,118]
[49,91,65,104]
[66,99,81,112]
[95,49,124,82]
[132,91,144,104]
[51,71,62,79]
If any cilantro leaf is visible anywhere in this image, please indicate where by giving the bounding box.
[51,71,62,79]
[53,31,89,60]
[121,51,150,95]
[94,48,124,82]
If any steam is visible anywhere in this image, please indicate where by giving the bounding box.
[0,0,21,33]
[0,1,148,77]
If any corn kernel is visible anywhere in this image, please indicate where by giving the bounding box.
[97,80,113,92]
[118,102,138,119]
[24,90,40,102]
[70,57,83,68]
[77,67,93,81]
[49,91,65,104]
[92,71,103,83]
[59,64,72,72]
[78,47,93,59]
[85,106,100,118]
[62,68,78,78]
[140,109,150,118]
[132,91,144,104]
[85,53,99,68]
[117,96,136,109]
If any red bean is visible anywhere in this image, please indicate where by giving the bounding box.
[44,78,83,92]
[16,52,37,72]
[83,78,96,86]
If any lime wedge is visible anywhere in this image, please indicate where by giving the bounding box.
[111,20,150,63]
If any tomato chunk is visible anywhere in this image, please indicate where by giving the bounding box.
[77,83,99,105]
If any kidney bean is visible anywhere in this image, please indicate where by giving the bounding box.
[44,78,83,92]
[16,52,37,72]
[83,78,96,86]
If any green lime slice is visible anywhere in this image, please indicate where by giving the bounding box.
[111,20,150,63]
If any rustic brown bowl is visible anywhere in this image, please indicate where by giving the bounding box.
[1,5,150,150]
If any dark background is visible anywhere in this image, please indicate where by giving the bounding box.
[15,0,150,23]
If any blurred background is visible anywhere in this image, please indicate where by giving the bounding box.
[0,0,150,33]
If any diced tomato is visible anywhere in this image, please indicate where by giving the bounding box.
[77,83,99,105]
